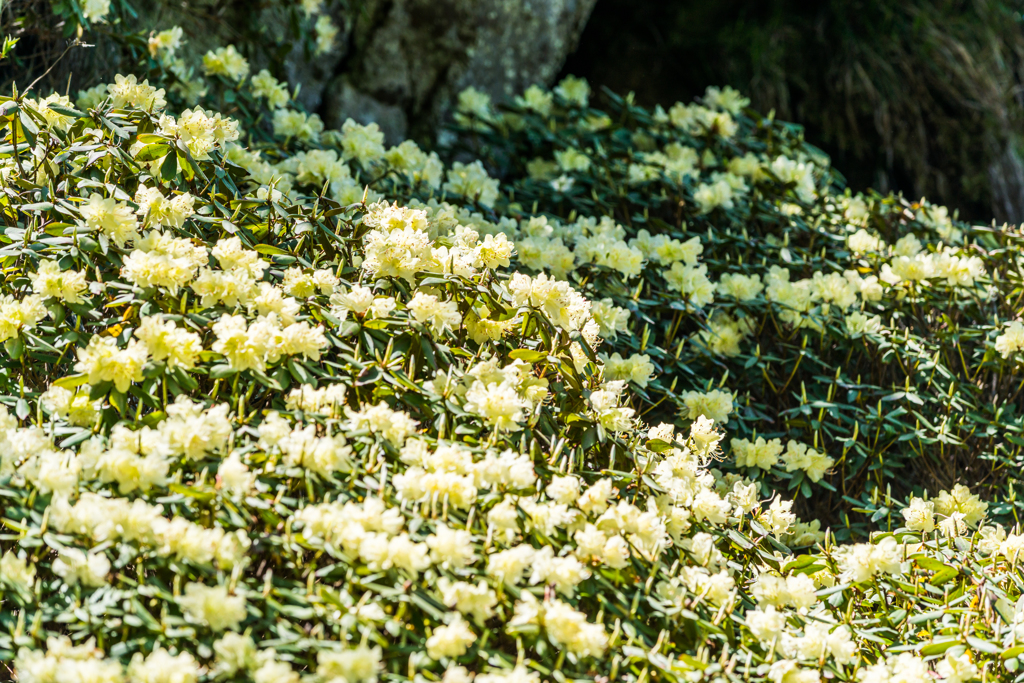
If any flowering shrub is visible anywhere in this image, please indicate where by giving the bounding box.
[1,90,1022,683]
[446,82,1024,530]
[5,10,1024,683]
[4,0,339,97]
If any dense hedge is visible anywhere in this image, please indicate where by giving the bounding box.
[3,7,1024,683]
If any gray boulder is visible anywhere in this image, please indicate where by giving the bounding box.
[319,0,597,142]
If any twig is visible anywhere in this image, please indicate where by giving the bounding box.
[23,38,92,96]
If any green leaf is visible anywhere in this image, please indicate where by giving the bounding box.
[338,321,360,337]
[929,567,959,586]
[209,364,238,379]
[47,104,86,118]
[4,336,24,360]
[966,636,1001,655]
[168,483,216,501]
[1003,646,1024,660]
[509,349,548,362]
[100,116,129,139]
[908,610,945,624]
[58,429,94,449]
[18,202,53,212]
[254,244,292,256]
[919,638,961,656]
[160,150,178,181]
[135,143,170,162]
[52,373,88,389]
[645,438,674,453]
[782,555,822,573]
[110,390,127,415]
[913,556,950,572]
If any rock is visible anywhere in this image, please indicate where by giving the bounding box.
[326,76,409,145]
[281,10,352,115]
[321,0,598,140]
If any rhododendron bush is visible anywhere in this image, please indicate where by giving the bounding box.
[5,10,1024,683]
[448,85,1024,529]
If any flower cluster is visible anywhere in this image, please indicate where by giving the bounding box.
[444,74,1022,524]
[3,21,1024,683]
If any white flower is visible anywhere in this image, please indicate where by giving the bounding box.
[218,452,254,497]
[135,315,202,370]
[203,45,250,81]
[135,186,194,228]
[936,652,978,683]
[408,292,462,335]
[768,660,820,683]
[79,193,139,247]
[443,666,475,683]
[147,26,183,57]
[74,335,148,393]
[601,352,655,388]
[761,496,796,537]
[29,260,88,304]
[732,436,783,470]
[427,524,476,568]
[344,402,418,445]
[315,15,339,55]
[555,76,590,106]
[213,632,256,675]
[464,381,528,432]
[41,385,100,427]
[81,0,112,22]
[515,85,554,116]
[747,604,786,643]
[834,536,903,583]
[179,583,247,632]
[443,161,500,207]
[717,273,763,301]
[680,389,733,425]
[578,478,616,515]
[316,646,381,683]
[273,109,324,144]
[127,647,201,683]
[339,119,386,165]
[486,545,536,586]
[159,107,239,160]
[933,484,987,526]
[546,475,580,504]
[539,598,608,657]
[901,497,935,533]
[52,548,110,587]
[845,311,883,338]
[704,85,749,114]
[251,70,290,108]
[780,440,834,483]
[476,667,539,683]
[427,614,477,659]
[0,551,35,591]
[456,87,492,123]
[996,321,1024,359]
[437,578,497,623]
[848,228,883,253]
[590,298,630,338]
[529,547,590,596]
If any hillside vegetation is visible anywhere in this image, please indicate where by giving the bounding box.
[2,6,1024,683]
